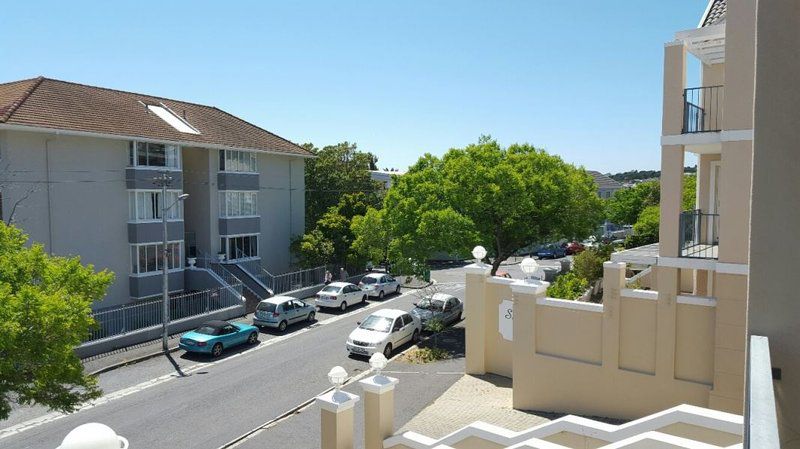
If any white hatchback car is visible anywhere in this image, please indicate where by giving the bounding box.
[315,282,367,311]
[346,309,421,358]
[358,273,401,299]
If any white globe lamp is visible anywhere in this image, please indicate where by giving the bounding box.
[58,423,128,449]
[520,257,539,281]
[370,352,388,376]
[327,365,348,392]
[472,246,487,264]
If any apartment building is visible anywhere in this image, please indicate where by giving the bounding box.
[0,77,311,309]
[586,170,622,199]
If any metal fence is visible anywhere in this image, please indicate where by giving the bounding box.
[679,209,719,259]
[85,285,243,343]
[236,259,326,295]
[683,85,724,133]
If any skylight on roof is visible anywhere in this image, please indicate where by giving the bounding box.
[146,103,200,135]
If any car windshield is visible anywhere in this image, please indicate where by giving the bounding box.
[359,315,393,332]
[416,297,445,311]
[361,277,377,284]
[321,286,341,293]
[257,302,277,313]
[194,325,220,335]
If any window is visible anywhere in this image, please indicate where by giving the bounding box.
[219,191,258,217]
[145,104,200,135]
[129,190,183,221]
[220,234,258,260]
[219,150,257,173]
[130,242,183,274]
[129,142,180,168]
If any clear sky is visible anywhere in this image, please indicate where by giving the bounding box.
[2,1,705,173]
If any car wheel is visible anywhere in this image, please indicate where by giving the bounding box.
[362,295,367,303]
[378,290,385,300]
[340,301,347,311]
[412,329,420,343]
[278,320,288,332]
[211,343,223,357]
[383,343,393,358]
[247,332,258,344]
[395,285,401,294]
[307,311,316,322]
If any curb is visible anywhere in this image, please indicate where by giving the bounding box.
[88,346,181,376]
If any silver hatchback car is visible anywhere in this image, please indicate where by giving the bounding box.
[253,296,316,332]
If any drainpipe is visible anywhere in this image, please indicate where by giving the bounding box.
[45,138,53,254]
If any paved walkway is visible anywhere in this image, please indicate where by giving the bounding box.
[399,373,552,439]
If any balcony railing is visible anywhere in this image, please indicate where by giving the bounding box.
[683,86,724,133]
[679,209,719,259]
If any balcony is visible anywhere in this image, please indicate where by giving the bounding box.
[679,209,719,259]
[683,86,724,134]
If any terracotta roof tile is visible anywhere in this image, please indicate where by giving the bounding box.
[0,77,312,157]
[702,0,726,27]
[587,171,623,189]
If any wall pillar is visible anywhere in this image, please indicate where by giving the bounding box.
[510,279,548,410]
[662,41,686,136]
[656,266,679,381]
[359,375,398,449]
[465,263,491,375]
[659,146,685,258]
[602,262,626,370]
[316,389,359,449]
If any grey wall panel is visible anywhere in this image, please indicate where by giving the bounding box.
[217,172,259,191]
[218,217,260,235]
[128,221,185,243]
[126,168,183,190]
[129,271,185,298]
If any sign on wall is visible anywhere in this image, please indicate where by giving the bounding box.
[499,299,513,341]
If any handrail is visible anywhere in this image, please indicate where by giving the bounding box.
[683,86,724,133]
[679,209,719,259]
[196,251,258,299]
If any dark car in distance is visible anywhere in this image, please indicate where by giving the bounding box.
[535,244,566,259]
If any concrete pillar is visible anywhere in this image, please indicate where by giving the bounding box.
[465,263,491,375]
[662,41,686,136]
[316,389,359,449]
[659,146,685,258]
[359,375,398,449]
[510,279,548,410]
[602,262,625,370]
[656,266,679,381]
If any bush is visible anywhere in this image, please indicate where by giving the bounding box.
[546,272,589,300]
[572,249,603,282]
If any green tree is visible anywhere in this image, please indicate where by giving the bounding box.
[350,208,391,265]
[353,137,604,275]
[572,249,605,283]
[605,180,660,225]
[546,272,589,300]
[623,174,696,248]
[302,142,382,228]
[0,222,113,419]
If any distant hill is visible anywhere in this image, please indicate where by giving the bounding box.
[607,166,696,183]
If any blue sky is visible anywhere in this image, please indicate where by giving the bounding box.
[2,1,704,173]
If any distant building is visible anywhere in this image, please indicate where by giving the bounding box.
[586,170,623,199]
[370,169,404,189]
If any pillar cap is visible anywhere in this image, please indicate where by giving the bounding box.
[464,263,491,275]
[510,279,549,295]
[359,375,399,394]
[316,389,360,413]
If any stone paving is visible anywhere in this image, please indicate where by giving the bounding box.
[398,373,552,439]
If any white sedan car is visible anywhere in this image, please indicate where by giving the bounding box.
[315,282,367,311]
[358,272,401,299]
[346,309,421,358]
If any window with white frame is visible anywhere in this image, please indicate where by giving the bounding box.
[129,142,180,168]
[130,242,183,275]
[128,190,184,221]
[220,234,258,260]
[219,149,257,173]
[219,191,257,217]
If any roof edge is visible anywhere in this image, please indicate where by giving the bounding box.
[0,76,44,123]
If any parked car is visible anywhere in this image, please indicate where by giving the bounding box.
[346,309,421,358]
[565,241,585,255]
[315,282,367,311]
[253,296,316,332]
[359,272,401,299]
[179,320,259,357]
[535,244,566,259]
[410,293,463,327]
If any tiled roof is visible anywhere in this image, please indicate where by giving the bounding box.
[0,77,312,157]
[701,0,726,27]
[587,171,623,190]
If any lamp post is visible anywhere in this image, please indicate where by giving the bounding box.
[520,257,539,282]
[154,170,189,352]
[472,245,487,265]
[369,352,388,377]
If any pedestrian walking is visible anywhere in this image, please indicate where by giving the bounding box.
[324,270,332,284]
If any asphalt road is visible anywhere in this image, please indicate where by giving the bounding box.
[0,270,469,449]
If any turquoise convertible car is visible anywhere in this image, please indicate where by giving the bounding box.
[179,320,259,357]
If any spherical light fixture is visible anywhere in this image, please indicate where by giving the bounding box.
[58,423,128,449]
[520,257,539,281]
[472,245,487,263]
[328,366,348,391]
[369,352,388,376]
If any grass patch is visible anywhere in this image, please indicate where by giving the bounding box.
[400,346,451,364]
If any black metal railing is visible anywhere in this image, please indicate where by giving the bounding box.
[683,86,724,133]
[679,209,719,259]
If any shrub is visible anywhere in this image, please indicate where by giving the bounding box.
[546,272,589,300]
[572,250,603,282]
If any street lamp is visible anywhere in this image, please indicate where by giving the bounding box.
[158,174,189,352]
[57,423,128,449]
[472,245,487,264]
[520,257,539,282]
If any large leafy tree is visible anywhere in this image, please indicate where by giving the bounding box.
[353,137,604,275]
[0,222,113,419]
[605,180,660,225]
[302,142,382,228]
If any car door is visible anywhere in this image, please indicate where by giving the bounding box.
[281,301,296,322]
[390,318,403,345]
[292,300,308,321]
[349,285,361,302]
[386,275,398,291]
[377,276,387,294]
[221,325,239,345]
[401,314,415,342]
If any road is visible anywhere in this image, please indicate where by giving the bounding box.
[0,268,474,449]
